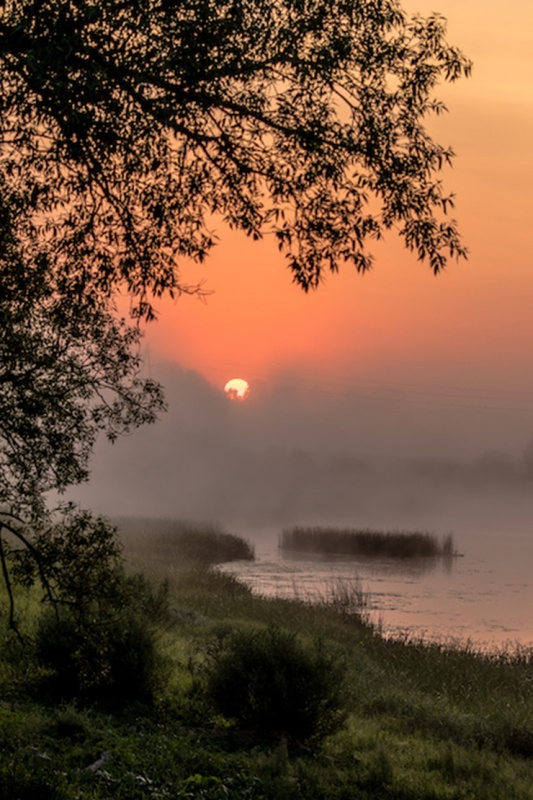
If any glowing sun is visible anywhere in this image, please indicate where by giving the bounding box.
[224,378,250,402]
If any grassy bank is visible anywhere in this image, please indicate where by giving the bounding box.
[0,518,531,799]
[280,526,457,560]
[116,516,255,573]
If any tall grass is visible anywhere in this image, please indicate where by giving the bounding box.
[280,526,457,560]
[317,577,370,618]
[115,517,254,579]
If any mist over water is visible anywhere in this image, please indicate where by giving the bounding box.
[69,362,533,649]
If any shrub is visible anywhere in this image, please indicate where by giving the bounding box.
[205,626,347,744]
[0,767,66,800]
[34,606,163,709]
[124,573,176,628]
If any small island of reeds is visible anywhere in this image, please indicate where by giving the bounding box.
[279,526,457,560]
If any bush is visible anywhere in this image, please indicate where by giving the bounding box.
[205,626,347,744]
[9,508,126,619]
[0,767,66,800]
[34,606,163,709]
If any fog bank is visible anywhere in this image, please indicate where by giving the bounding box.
[65,363,533,537]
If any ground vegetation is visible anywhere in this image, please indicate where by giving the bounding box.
[0,520,531,799]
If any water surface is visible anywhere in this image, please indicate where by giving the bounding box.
[218,522,533,651]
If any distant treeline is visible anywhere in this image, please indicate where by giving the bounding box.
[279,527,456,559]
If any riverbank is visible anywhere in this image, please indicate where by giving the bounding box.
[0,518,532,799]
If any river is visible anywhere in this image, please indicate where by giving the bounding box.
[217,513,533,652]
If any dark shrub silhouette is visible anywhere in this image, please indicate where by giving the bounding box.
[206,626,346,743]
[35,607,162,709]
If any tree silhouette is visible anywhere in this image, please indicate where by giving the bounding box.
[1,0,471,316]
[0,224,163,519]
[0,198,163,630]
[0,0,471,626]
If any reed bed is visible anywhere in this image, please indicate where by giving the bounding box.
[114,516,255,577]
[280,526,456,559]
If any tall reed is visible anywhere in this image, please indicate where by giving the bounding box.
[280,526,457,559]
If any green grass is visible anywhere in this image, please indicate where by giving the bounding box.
[280,526,457,559]
[0,517,531,799]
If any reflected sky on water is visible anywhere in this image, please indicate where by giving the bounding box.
[217,526,533,652]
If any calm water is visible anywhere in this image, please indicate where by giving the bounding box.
[217,522,533,652]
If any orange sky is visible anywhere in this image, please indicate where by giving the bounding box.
[144,0,533,404]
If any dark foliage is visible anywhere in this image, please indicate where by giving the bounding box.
[0,769,66,800]
[34,606,162,709]
[0,0,470,317]
[0,507,130,636]
[206,626,347,743]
